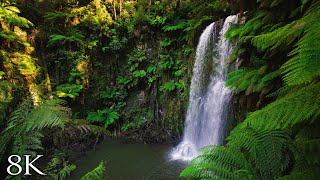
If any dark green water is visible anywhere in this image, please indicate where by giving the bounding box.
[69,140,187,180]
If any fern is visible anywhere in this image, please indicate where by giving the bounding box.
[0,99,70,161]
[47,29,84,47]
[0,1,33,28]
[160,80,176,92]
[160,37,174,47]
[281,4,320,86]
[278,168,320,180]
[148,15,167,26]
[251,2,320,86]
[55,83,83,99]
[4,15,33,28]
[252,20,303,52]
[225,11,269,43]
[132,70,146,77]
[183,2,320,180]
[0,30,18,41]
[243,82,320,130]
[181,128,293,180]
[226,67,280,95]
[80,161,106,180]
[87,108,119,128]
[162,20,187,32]
[44,11,75,24]
[44,153,76,180]
[278,123,320,179]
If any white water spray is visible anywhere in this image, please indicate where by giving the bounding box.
[170,15,238,161]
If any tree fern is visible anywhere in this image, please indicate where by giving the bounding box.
[278,168,320,180]
[251,1,320,86]
[226,67,280,95]
[225,11,269,43]
[243,82,320,130]
[47,29,84,47]
[281,5,320,86]
[181,128,293,180]
[80,161,106,180]
[182,1,320,180]
[278,123,320,179]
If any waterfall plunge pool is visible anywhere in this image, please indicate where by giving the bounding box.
[69,140,187,180]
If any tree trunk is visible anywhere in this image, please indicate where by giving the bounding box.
[119,0,122,18]
[113,0,117,20]
[26,76,41,105]
[39,42,53,98]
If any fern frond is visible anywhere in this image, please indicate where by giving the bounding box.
[225,11,269,43]
[0,30,18,41]
[162,20,187,32]
[181,127,292,180]
[281,6,320,85]
[226,68,279,95]
[80,161,106,180]
[251,2,320,85]
[0,99,70,160]
[4,15,33,28]
[47,29,84,47]
[244,83,320,129]
[228,128,293,179]
[44,11,75,23]
[277,167,320,180]
[252,19,304,52]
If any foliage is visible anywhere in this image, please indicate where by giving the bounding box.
[0,0,234,178]
[121,116,146,132]
[0,0,33,28]
[243,82,319,130]
[226,67,280,95]
[47,29,85,48]
[133,70,146,77]
[80,161,106,180]
[182,0,320,179]
[0,99,70,161]
[55,83,83,99]
[181,128,293,179]
[44,152,76,180]
[87,108,119,128]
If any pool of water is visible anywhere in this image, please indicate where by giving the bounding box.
[69,140,187,180]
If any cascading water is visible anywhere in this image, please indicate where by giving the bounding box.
[170,15,238,161]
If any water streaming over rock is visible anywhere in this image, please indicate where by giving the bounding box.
[170,15,238,161]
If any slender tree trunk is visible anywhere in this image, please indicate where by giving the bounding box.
[44,66,53,96]
[148,0,152,13]
[119,0,122,18]
[55,61,60,86]
[39,42,53,99]
[113,0,117,20]
[26,76,41,105]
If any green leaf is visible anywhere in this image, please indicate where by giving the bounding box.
[160,80,176,92]
[133,70,146,77]
[81,161,105,180]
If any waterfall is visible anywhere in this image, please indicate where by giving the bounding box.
[170,15,238,161]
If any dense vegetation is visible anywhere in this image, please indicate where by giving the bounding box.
[0,0,319,179]
[181,0,320,179]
